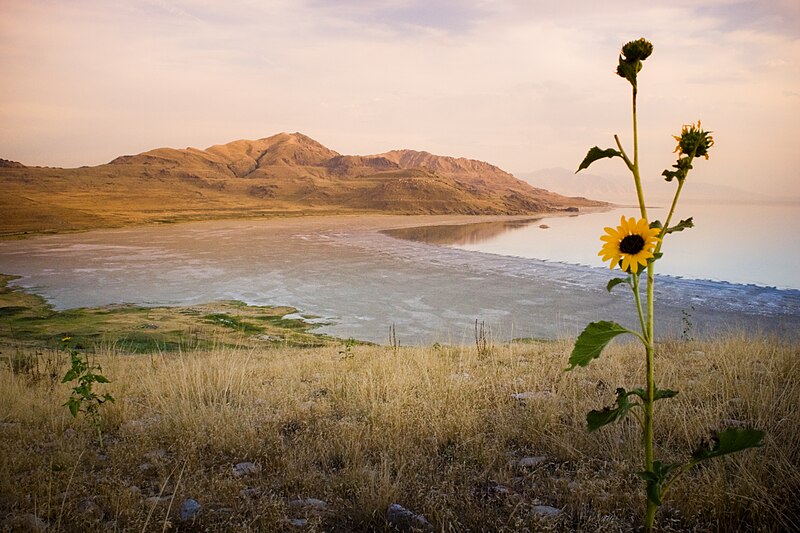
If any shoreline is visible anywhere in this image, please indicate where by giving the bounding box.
[1,212,798,344]
[0,204,611,241]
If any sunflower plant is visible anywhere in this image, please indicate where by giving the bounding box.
[566,38,764,532]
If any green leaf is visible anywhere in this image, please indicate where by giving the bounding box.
[649,220,663,230]
[629,387,679,402]
[616,57,640,87]
[566,321,632,371]
[576,147,622,172]
[606,278,630,292]
[587,387,637,432]
[61,369,78,383]
[692,427,765,462]
[664,218,694,235]
[637,461,680,506]
[646,252,663,266]
[94,374,111,384]
[654,388,678,400]
[65,398,80,417]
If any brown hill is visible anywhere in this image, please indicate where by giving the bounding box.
[0,132,604,236]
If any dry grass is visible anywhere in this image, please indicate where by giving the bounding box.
[0,334,797,532]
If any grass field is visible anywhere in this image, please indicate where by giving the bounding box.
[1,332,797,532]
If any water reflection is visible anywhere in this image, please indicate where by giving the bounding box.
[384,218,543,245]
[383,204,800,290]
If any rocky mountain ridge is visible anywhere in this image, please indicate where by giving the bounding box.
[0,132,603,236]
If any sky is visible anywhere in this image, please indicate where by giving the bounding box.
[1,0,799,198]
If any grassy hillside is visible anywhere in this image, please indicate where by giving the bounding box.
[1,334,796,531]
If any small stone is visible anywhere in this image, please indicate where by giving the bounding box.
[386,503,434,532]
[239,487,261,499]
[532,505,562,518]
[4,513,49,531]
[517,456,547,468]
[180,498,201,522]
[539,224,550,229]
[288,498,329,515]
[233,461,259,476]
[63,428,77,438]
[145,449,169,461]
[76,498,104,520]
[288,518,308,528]
[512,391,553,401]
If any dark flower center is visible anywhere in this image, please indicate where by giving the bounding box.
[619,234,645,254]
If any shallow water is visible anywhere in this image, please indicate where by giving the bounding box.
[386,203,800,290]
[0,215,798,344]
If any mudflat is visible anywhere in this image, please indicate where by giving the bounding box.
[1,213,798,344]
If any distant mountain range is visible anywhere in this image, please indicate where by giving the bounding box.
[0,133,603,236]
[518,167,788,206]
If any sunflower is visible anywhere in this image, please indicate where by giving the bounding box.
[599,216,661,274]
[673,120,714,159]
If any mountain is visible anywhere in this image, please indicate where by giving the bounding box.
[0,133,604,236]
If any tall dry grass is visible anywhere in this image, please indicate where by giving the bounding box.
[0,334,797,531]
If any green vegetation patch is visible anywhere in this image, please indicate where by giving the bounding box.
[0,274,336,353]
[203,313,264,333]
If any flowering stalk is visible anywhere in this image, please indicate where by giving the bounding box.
[567,38,764,532]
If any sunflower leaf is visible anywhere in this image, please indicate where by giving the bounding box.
[616,57,640,88]
[649,220,663,230]
[665,218,694,234]
[691,427,765,462]
[566,321,633,371]
[628,387,679,401]
[637,461,681,506]
[587,387,639,431]
[577,147,622,172]
[606,278,630,292]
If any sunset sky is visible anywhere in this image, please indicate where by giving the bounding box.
[1,0,798,198]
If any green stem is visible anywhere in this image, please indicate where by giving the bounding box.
[630,80,657,533]
[631,274,647,342]
[631,87,647,220]
[614,135,634,172]
[643,262,657,532]
[660,461,696,501]
[656,174,687,253]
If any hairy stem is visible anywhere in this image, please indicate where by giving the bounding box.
[632,87,647,220]
[632,274,647,342]
[656,175,687,253]
[630,80,658,533]
[643,262,657,533]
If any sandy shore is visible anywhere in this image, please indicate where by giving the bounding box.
[0,213,798,344]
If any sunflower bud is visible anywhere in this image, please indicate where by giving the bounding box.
[621,38,653,62]
[616,38,653,88]
[672,121,714,160]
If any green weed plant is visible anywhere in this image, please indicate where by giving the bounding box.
[61,337,115,447]
[566,38,764,532]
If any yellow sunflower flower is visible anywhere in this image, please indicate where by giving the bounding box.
[599,216,661,274]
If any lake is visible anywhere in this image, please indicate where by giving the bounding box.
[386,203,800,290]
[1,213,798,344]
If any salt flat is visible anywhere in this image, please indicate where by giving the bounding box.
[0,214,797,344]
